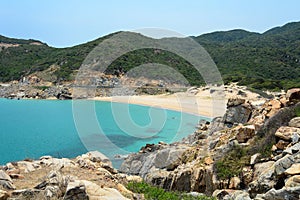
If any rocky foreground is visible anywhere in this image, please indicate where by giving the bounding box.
[0,151,143,199]
[1,88,300,200]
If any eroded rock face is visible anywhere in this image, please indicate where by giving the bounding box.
[249,161,275,194]
[144,163,216,194]
[119,144,190,178]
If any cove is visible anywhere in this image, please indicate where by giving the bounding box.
[0,98,208,168]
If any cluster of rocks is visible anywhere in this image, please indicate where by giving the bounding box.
[0,151,142,200]
[119,88,300,199]
[0,82,73,100]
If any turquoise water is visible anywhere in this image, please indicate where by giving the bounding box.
[0,98,207,168]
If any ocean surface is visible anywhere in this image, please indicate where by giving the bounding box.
[0,98,208,168]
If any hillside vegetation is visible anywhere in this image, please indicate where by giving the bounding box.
[1,22,300,90]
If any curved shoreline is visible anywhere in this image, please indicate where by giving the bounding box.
[91,93,227,118]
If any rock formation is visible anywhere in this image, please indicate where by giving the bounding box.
[119,88,300,199]
[0,151,140,200]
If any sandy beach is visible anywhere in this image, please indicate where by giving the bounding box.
[91,84,265,118]
[93,91,228,118]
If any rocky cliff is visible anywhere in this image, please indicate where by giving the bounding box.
[120,88,300,199]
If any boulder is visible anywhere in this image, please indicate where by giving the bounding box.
[223,100,252,126]
[208,117,226,134]
[39,157,76,169]
[17,161,40,173]
[285,163,300,175]
[154,147,186,169]
[275,140,290,150]
[265,99,282,117]
[255,186,300,200]
[289,117,300,128]
[0,190,9,200]
[145,169,171,189]
[0,171,13,183]
[227,98,245,107]
[0,170,15,190]
[275,126,300,141]
[230,190,251,200]
[170,168,193,192]
[125,175,143,183]
[274,152,300,176]
[283,142,300,155]
[120,144,190,178]
[34,170,72,198]
[235,125,256,143]
[286,88,300,104]
[285,175,300,187]
[249,161,275,194]
[85,151,112,167]
[64,180,129,200]
[64,181,88,200]
[212,189,251,200]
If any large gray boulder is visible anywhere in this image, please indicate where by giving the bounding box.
[274,152,300,176]
[249,161,275,194]
[223,98,252,127]
[119,144,190,178]
[255,186,300,200]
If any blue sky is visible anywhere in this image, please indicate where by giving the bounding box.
[1,0,300,47]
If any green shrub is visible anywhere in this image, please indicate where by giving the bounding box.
[127,181,216,200]
[214,145,249,180]
[33,85,50,91]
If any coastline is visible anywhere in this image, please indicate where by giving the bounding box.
[91,93,227,118]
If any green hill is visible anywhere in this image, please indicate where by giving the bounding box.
[1,22,300,90]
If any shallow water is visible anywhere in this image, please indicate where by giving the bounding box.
[0,98,208,168]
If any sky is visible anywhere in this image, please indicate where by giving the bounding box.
[1,0,300,47]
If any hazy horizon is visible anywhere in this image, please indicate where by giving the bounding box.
[1,0,300,47]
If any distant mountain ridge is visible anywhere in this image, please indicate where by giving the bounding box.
[1,21,300,90]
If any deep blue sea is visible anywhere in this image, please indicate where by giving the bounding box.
[0,98,208,168]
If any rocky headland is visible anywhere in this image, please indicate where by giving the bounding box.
[119,88,300,199]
